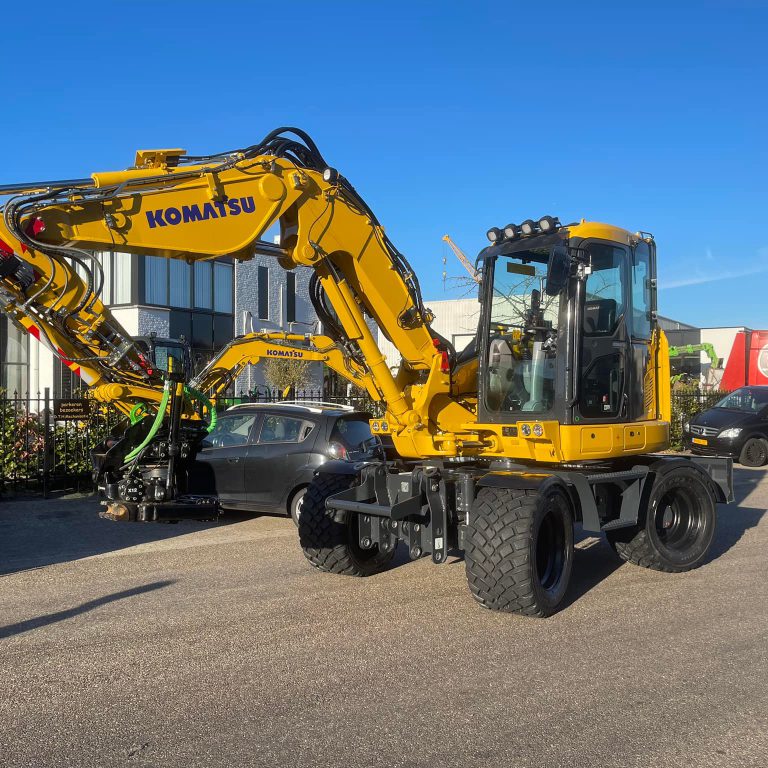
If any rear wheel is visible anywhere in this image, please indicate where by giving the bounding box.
[465,486,574,617]
[739,437,768,467]
[289,486,306,526]
[606,466,716,572]
[299,473,395,576]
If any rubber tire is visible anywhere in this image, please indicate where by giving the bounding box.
[298,473,395,576]
[739,437,768,467]
[465,486,574,617]
[605,467,716,572]
[289,486,306,527]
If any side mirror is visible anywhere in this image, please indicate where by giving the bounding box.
[544,245,571,296]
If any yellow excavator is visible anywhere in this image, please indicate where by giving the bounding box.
[0,128,732,616]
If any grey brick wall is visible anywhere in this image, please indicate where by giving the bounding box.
[234,254,323,395]
[136,307,171,337]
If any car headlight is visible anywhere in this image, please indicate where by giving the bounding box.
[683,422,690,432]
[718,427,742,439]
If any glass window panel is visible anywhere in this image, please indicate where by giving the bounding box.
[99,252,112,304]
[258,266,269,320]
[2,363,28,396]
[169,260,191,308]
[258,415,308,443]
[286,271,296,323]
[113,252,132,304]
[144,256,168,305]
[194,262,212,309]
[631,241,652,340]
[583,244,626,335]
[213,262,233,313]
[2,319,28,364]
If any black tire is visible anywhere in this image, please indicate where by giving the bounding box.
[288,486,306,527]
[298,473,395,576]
[605,466,716,572]
[739,437,768,467]
[465,486,574,617]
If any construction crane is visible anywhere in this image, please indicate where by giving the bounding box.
[442,234,480,283]
[0,127,733,617]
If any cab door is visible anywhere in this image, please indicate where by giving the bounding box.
[190,411,261,507]
[578,242,630,423]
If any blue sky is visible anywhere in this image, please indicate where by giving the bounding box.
[1,1,766,328]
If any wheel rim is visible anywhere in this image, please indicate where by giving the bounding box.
[536,506,567,595]
[744,440,767,466]
[295,493,304,521]
[652,486,706,554]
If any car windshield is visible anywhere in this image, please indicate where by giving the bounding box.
[714,388,768,412]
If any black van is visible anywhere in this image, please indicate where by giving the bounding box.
[684,386,768,466]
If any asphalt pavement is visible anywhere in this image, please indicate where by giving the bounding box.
[1,467,767,768]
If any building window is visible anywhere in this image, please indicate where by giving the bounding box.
[194,262,213,309]
[286,272,296,324]
[214,262,233,313]
[98,252,112,304]
[112,252,132,304]
[145,257,168,305]
[0,317,29,395]
[169,260,192,308]
[258,266,269,320]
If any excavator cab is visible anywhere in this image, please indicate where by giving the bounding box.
[477,218,659,433]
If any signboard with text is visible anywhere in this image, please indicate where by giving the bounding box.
[54,399,91,420]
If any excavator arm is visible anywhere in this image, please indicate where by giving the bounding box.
[0,128,476,451]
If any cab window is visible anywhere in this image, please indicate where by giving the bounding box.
[631,241,652,339]
[583,244,626,335]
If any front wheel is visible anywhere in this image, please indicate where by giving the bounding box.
[606,466,716,572]
[465,486,574,617]
[739,437,768,467]
[298,473,395,576]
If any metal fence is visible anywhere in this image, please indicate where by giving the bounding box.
[0,388,123,495]
[670,389,728,448]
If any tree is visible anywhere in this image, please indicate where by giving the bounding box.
[262,358,313,396]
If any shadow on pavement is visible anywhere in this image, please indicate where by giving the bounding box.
[0,494,233,577]
[0,580,174,640]
[706,466,766,561]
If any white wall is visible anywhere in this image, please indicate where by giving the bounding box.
[377,298,480,371]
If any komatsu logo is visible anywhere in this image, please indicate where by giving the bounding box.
[145,196,256,228]
[265,349,304,358]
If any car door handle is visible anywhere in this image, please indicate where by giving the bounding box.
[226,457,241,464]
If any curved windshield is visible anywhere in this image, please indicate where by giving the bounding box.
[714,387,768,412]
[485,256,560,415]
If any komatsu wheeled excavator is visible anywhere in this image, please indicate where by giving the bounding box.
[0,128,732,616]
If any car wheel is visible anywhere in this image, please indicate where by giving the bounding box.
[289,486,307,526]
[739,437,768,467]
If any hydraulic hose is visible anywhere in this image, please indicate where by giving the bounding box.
[124,379,171,462]
[183,385,217,434]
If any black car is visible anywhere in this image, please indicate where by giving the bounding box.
[188,403,381,523]
[685,386,768,466]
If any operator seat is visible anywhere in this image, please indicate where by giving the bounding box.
[584,299,617,334]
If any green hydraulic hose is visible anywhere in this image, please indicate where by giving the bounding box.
[129,402,149,425]
[183,385,217,433]
[125,380,171,462]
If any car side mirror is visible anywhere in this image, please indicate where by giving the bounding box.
[545,245,571,296]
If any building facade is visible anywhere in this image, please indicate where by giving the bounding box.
[232,242,322,396]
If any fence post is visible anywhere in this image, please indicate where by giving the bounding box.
[43,387,51,498]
